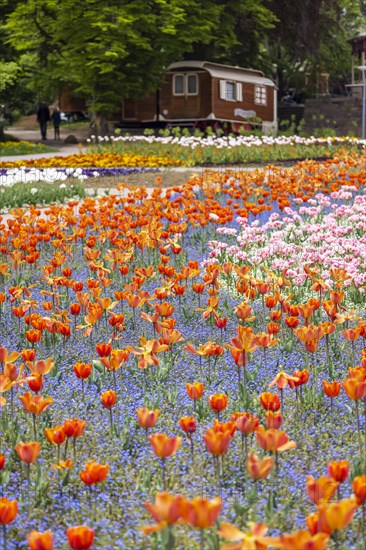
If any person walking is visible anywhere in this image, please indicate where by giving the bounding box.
[37,102,50,140]
[51,107,61,140]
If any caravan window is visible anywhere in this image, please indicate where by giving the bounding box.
[254,85,267,105]
[187,74,198,94]
[173,73,198,96]
[225,81,236,100]
[173,75,184,95]
[219,80,243,102]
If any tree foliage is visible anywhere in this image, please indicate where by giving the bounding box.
[261,0,364,92]
[1,0,366,117]
[4,0,261,114]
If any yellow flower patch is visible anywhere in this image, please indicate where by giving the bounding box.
[0,153,183,168]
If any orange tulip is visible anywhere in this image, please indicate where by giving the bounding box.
[352,474,366,504]
[101,390,117,409]
[234,302,255,322]
[269,371,299,390]
[218,522,271,550]
[73,363,92,380]
[181,496,222,528]
[0,455,5,470]
[21,349,36,362]
[66,525,94,550]
[208,393,228,415]
[142,492,185,534]
[27,530,54,550]
[306,511,332,536]
[0,497,18,525]
[322,380,341,398]
[79,461,109,486]
[28,373,44,393]
[203,428,231,456]
[306,475,339,504]
[288,369,309,388]
[45,426,66,446]
[328,460,349,483]
[63,419,86,439]
[27,359,54,376]
[255,427,296,453]
[265,411,283,429]
[213,420,236,437]
[342,377,366,400]
[215,317,227,329]
[25,329,43,344]
[192,283,205,298]
[285,316,299,329]
[255,332,279,348]
[136,408,160,429]
[15,442,40,464]
[267,322,280,335]
[52,459,73,470]
[19,392,53,415]
[95,343,112,357]
[149,434,182,458]
[270,310,282,322]
[318,498,357,531]
[70,303,81,316]
[259,392,281,411]
[294,324,324,351]
[233,412,260,435]
[100,349,130,372]
[343,327,361,342]
[247,453,274,480]
[226,326,257,366]
[186,382,205,400]
[179,416,197,434]
[348,366,366,381]
[274,531,329,549]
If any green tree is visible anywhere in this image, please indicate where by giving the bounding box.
[3,0,272,133]
[184,0,275,67]
[261,0,364,94]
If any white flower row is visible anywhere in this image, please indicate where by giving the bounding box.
[0,168,89,188]
[87,134,366,150]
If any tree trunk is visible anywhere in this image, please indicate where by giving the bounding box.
[89,113,109,138]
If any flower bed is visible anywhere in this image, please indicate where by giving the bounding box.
[87,134,366,166]
[0,153,366,549]
[0,153,183,169]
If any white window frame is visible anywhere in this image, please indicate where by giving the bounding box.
[172,73,199,96]
[173,74,185,96]
[254,85,267,106]
[225,81,236,101]
[219,80,243,102]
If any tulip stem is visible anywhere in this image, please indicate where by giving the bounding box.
[189,435,194,460]
[166,525,175,550]
[64,438,69,460]
[161,458,166,490]
[32,414,37,440]
[200,528,204,550]
[109,408,113,435]
[3,525,6,550]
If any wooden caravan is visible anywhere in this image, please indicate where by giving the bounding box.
[122,61,277,133]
